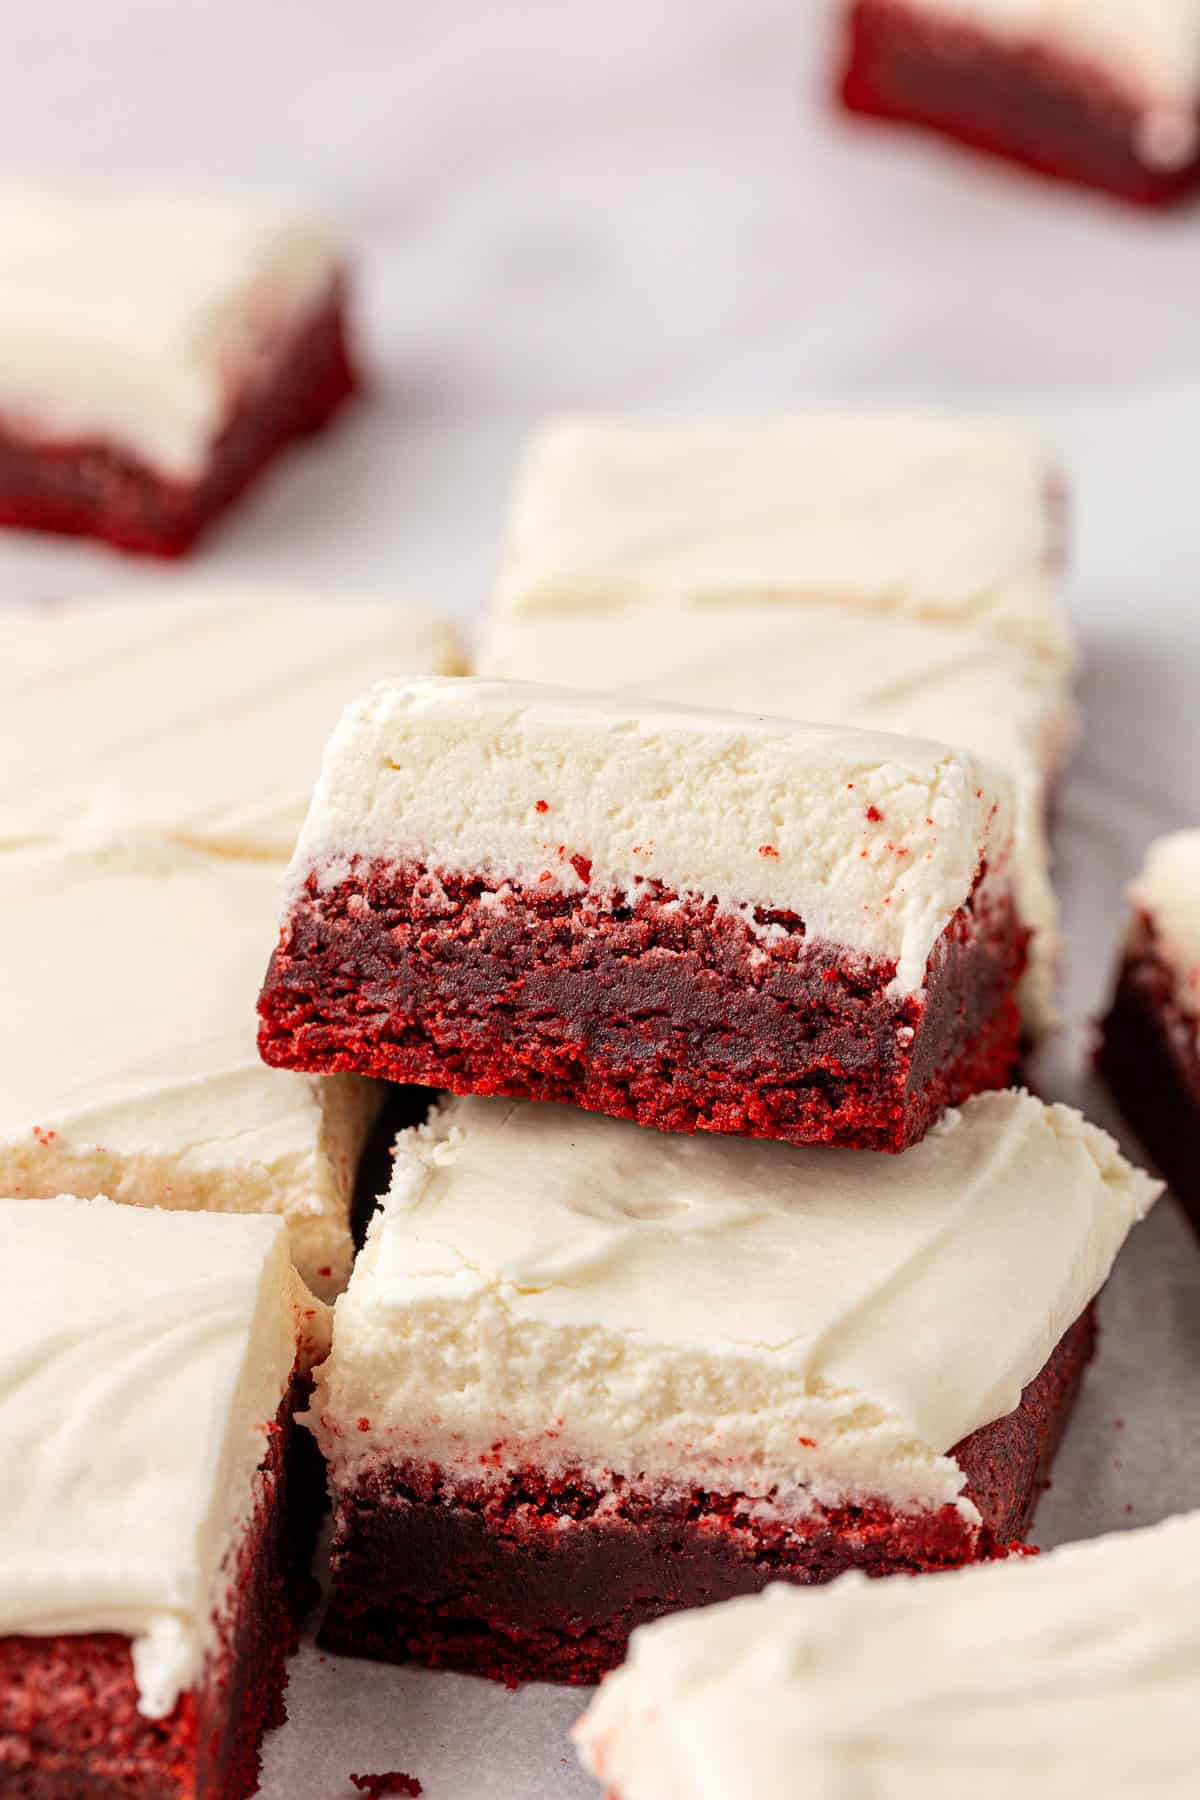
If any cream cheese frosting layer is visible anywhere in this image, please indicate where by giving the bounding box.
[1128,829,1200,1014]
[0,1197,322,1719]
[574,1512,1200,1800]
[0,184,345,476]
[478,605,1075,1028]
[0,586,465,859]
[0,835,381,1300]
[492,416,1073,664]
[288,676,1015,998]
[910,3,1200,159]
[311,1091,1157,1519]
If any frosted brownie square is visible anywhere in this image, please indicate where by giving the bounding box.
[575,1512,1200,1797]
[491,415,1073,665]
[479,603,1076,1033]
[839,2,1200,206]
[1098,829,1200,1233]
[0,184,358,554]
[0,585,464,857]
[0,835,381,1299]
[310,1090,1158,1684]
[0,1196,328,1800]
[260,677,1024,1153]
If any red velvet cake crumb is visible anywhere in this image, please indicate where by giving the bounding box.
[259,860,1026,1154]
[838,0,1200,206]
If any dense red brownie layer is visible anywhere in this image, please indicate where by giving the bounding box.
[259,862,1026,1154]
[317,1308,1094,1686]
[0,1389,318,1800]
[1097,939,1200,1236]
[839,1,1200,206]
[0,284,357,557]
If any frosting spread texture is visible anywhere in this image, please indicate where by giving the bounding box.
[575,1510,1200,1799]
[0,586,464,859]
[492,416,1071,663]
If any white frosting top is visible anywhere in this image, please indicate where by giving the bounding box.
[0,586,464,859]
[492,416,1072,664]
[0,184,343,475]
[312,1091,1157,1519]
[289,676,1015,998]
[0,835,380,1300]
[1129,828,1200,1013]
[0,1196,323,1718]
[575,1512,1200,1800]
[912,3,1200,136]
[478,605,1076,1028]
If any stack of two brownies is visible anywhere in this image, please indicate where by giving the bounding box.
[260,419,1158,1684]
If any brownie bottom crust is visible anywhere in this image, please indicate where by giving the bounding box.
[0,1389,322,1800]
[318,1308,1094,1687]
[1098,951,1200,1235]
[259,862,1025,1154]
[839,0,1200,206]
[0,287,356,557]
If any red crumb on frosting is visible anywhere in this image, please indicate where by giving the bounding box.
[865,806,884,823]
[349,1775,422,1798]
[758,844,779,858]
[31,1126,57,1145]
[535,800,549,813]
[797,1436,818,1448]
[357,1418,371,1433]
[570,854,593,884]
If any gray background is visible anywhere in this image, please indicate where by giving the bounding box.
[3,3,1198,1793]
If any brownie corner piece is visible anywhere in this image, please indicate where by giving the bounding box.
[259,677,1027,1153]
[0,183,357,555]
[838,0,1200,206]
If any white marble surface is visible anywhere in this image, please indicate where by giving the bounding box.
[3,3,1200,1795]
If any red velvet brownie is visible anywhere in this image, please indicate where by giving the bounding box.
[0,185,357,555]
[0,1196,330,1799]
[309,1090,1158,1685]
[574,1514,1200,1798]
[1097,830,1200,1234]
[839,2,1200,206]
[259,677,1025,1154]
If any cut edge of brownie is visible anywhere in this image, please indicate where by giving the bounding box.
[838,0,1200,206]
[1097,936,1200,1235]
[315,1307,1095,1687]
[258,859,1026,1154]
[0,279,357,558]
[0,1385,321,1800]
